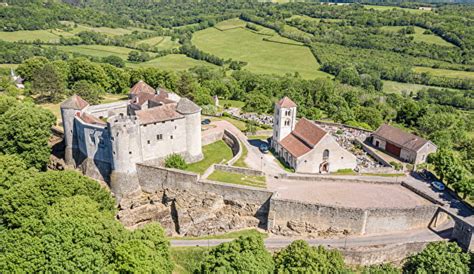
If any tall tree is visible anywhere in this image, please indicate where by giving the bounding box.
[32,63,66,102]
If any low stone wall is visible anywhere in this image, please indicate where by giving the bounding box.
[268,198,439,236]
[355,138,393,168]
[340,241,431,266]
[222,129,242,165]
[136,163,200,193]
[400,182,444,206]
[199,179,273,205]
[214,164,264,177]
[279,173,400,186]
[202,130,223,146]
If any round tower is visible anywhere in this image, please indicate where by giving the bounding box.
[176,98,203,162]
[272,96,297,145]
[60,95,89,166]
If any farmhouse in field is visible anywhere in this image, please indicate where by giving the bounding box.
[271,97,357,173]
[61,81,203,182]
[371,124,437,164]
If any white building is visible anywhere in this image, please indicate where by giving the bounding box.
[271,97,357,173]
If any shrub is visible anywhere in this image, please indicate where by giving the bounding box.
[164,153,188,170]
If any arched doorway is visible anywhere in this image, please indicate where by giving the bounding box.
[319,161,329,173]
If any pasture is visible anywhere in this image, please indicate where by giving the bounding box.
[413,67,474,80]
[55,45,138,59]
[192,21,330,79]
[127,54,217,71]
[0,29,73,43]
[214,18,246,31]
[136,36,180,50]
[382,80,454,94]
[380,26,454,47]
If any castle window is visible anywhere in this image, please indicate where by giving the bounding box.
[144,124,147,127]
[111,137,114,141]
[147,140,150,144]
[323,149,329,160]
[175,126,177,130]
[170,135,173,139]
[129,151,132,155]
[113,151,115,155]
[157,134,163,140]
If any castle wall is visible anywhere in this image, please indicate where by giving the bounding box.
[86,101,128,119]
[138,117,188,162]
[61,108,79,165]
[108,115,143,173]
[184,112,203,162]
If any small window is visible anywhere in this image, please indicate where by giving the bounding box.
[147,140,150,144]
[157,134,163,140]
[175,126,177,130]
[323,149,329,160]
[170,135,173,139]
[144,124,147,127]
[129,151,132,155]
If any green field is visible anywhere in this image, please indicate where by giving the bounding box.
[413,66,474,80]
[127,54,217,71]
[287,15,343,23]
[364,5,429,14]
[383,80,450,94]
[60,21,142,36]
[381,26,454,47]
[56,45,138,59]
[0,29,74,43]
[214,18,246,31]
[185,140,233,174]
[192,20,329,79]
[135,36,180,50]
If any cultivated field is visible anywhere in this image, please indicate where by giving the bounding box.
[413,66,474,80]
[192,20,330,79]
[381,26,454,47]
[127,54,217,71]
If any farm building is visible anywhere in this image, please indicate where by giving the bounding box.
[371,124,437,165]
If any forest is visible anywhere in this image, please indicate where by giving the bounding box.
[0,0,473,272]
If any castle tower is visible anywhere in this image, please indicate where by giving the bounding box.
[272,97,297,146]
[60,95,89,166]
[176,98,203,162]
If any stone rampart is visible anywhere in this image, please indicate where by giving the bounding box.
[136,163,200,193]
[214,164,264,177]
[268,198,439,235]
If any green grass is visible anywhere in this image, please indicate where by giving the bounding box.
[219,99,245,109]
[186,140,233,174]
[331,169,357,175]
[0,29,73,43]
[56,45,139,59]
[136,36,180,50]
[214,18,246,31]
[382,80,458,94]
[287,15,343,23]
[171,247,207,274]
[413,66,474,80]
[192,22,330,79]
[364,5,429,14]
[233,142,248,168]
[207,170,266,188]
[128,54,217,71]
[380,26,454,47]
[171,228,267,240]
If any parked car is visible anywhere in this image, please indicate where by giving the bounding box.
[259,143,269,154]
[201,119,211,125]
[431,181,446,191]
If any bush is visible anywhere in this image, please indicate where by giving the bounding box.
[390,161,403,171]
[164,153,188,170]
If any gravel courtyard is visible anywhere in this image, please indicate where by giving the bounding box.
[268,178,430,209]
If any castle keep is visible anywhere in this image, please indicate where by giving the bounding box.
[60,81,203,195]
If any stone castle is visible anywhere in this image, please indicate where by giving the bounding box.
[61,81,203,196]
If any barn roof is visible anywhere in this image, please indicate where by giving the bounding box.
[373,124,431,152]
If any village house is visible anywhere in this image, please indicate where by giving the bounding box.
[371,124,437,165]
[271,97,357,173]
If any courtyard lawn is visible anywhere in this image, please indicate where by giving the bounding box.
[413,66,474,80]
[55,45,139,59]
[185,140,233,174]
[380,26,454,47]
[192,22,330,79]
[127,54,217,71]
[171,228,266,240]
[232,142,248,168]
[207,170,266,188]
[136,36,180,50]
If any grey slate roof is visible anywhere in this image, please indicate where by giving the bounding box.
[60,95,89,110]
[373,124,432,152]
[176,98,201,114]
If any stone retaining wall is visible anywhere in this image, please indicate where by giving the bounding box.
[355,138,393,168]
[214,164,264,176]
[279,173,400,186]
[222,129,241,165]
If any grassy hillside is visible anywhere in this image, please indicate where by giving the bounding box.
[135,36,180,50]
[127,54,218,71]
[192,20,330,79]
[55,45,139,59]
[413,66,474,80]
[382,80,457,94]
[380,26,454,47]
[364,5,429,14]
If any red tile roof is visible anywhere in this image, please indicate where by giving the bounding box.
[79,112,106,126]
[276,96,297,108]
[373,124,431,152]
[130,88,171,106]
[61,95,89,110]
[279,118,327,158]
[130,80,156,95]
[136,103,184,125]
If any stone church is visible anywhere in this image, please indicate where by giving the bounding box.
[60,81,203,195]
[271,97,357,173]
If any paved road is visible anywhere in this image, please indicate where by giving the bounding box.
[171,225,452,249]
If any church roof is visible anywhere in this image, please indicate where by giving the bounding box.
[276,96,297,108]
[373,124,432,152]
[60,95,89,110]
[130,80,156,95]
[136,103,184,125]
[176,98,201,114]
[279,118,327,158]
